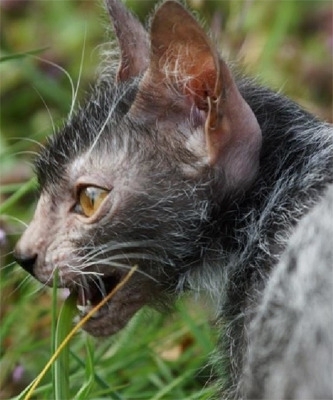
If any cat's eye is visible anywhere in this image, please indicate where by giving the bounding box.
[76,186,109,217]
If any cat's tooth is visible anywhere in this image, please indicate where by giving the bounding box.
[77,304,88,314]
[77,286,86,306]
[76,301,102,319]
[76,299,92,315]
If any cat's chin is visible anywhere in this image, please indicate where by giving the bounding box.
[71,271,149,337]
[77,297,145,337]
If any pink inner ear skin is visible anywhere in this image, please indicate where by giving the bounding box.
[184,65,219,112]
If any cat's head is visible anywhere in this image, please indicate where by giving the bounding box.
[14,0,261,336]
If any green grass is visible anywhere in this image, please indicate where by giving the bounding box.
[1,264,217,399]
[0,0,331,399]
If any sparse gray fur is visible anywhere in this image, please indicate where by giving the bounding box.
[244,185,333,399]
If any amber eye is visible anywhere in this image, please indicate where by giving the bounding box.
[76,186,109,217]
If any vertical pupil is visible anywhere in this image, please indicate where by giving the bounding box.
[87,188,96,208]
[79,186,108,216]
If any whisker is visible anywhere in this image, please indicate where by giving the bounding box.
[0,260,17,270]
[69,25,87,120]
[93,275,107,298]
[81,259,159,283]
[7,136,46,150]
[9,274,40,298]
[70,268,104,278]
[45,264,62,288]
[86,82,135,156]
[82,260,128,270]
[24,277,39,292]
[9,150,40,158]
[32,87,56,136]
[79,240,163,261]
[32,55,75,119]
[79,275,88,305]
[1,215,29,228]
[28,281,48,297]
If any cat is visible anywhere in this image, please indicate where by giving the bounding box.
[14,0,333,398]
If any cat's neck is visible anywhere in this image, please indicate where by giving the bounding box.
[184,81,333,305]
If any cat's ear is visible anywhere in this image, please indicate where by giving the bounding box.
[106,0,149,81]
[130,1,262,188]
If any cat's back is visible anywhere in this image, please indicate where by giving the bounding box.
[244,184,333,399]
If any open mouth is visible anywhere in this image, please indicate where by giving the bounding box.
[67,267,148,337]
[73,272,123,319]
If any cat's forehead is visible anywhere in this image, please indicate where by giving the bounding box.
[35,118,137,192]
[35,79,139,191]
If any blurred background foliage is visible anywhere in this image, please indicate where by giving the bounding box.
[0,0,332,399]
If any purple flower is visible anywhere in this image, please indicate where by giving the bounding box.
[0,228,7,247]
[12,364,24,383]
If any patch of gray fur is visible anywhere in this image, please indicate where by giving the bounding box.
[245,184,333,399]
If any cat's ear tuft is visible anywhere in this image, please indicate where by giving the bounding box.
[149,0,221,110]
[130,0,262,189]
[106,0,149,81]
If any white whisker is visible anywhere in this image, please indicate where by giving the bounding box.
[0,260,17,270]
[32,55,75,119]
[69,25,87,120]
[93,275,107,298]
[86,82,135,156]
[11,274,42,298]
[9,150,40,158]
[1,215,29,229]
[8,136,46,150]
[32,87,56,136]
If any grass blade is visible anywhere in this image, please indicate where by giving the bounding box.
[51,270,59,396]
[0,178,37,215]
[73,335,95,400]
[54,291,77,400]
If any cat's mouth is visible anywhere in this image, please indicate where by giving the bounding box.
[69,270,147,336]
[74,272,123,318]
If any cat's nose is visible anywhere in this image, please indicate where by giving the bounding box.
[13,250,37,276]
